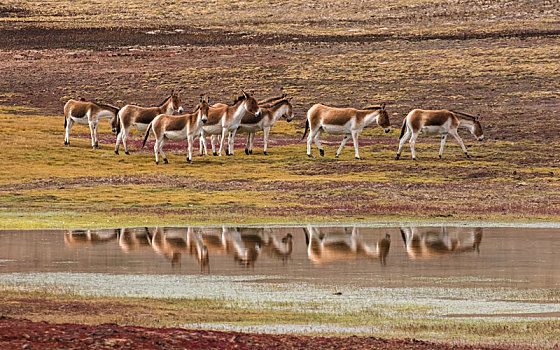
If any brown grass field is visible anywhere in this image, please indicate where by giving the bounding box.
[0,1,559,348]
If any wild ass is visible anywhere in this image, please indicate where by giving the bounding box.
[395,109,484,160]
[198,91,262,156]
[115,91,183,155]
[142,96,209,164]
[303,226,391,265]
[302,103,391,159]
[63,99,119,149]
[238,97,294,155]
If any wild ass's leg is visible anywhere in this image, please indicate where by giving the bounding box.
[153,138,160,164]
[439,134,448,159]
[396,129,411,160]
[228,129,237,156]
[351,131,360,159]
[218,128,227,156]
[249,133,255,154]
[210,135,218,156]
[121,126,131,155]
[187,135,194,164]
[336,134,351,158]
[115,127,123,154]
[245,134,251,155]
[158,137,169,164]
[409,132,419,160]
[198,133,206,156]
[449,129,471,159]
[313,129,324,157]
[64,118,74,146]
[263,127,270,155]
[306,129,314,157]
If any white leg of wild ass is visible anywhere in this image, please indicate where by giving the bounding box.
[409,132,419,160]
[115,129,123,154]
[351,131,360,159]
[93,121,99,149]
[88,120,97,149]
[210,134,218,156]
[228,128,237,156]
[449,129,471,159]
[187,135,194,164]
[439,134,448,159]
[64,118,74,146]
[335,134,351,158]
[218,128,227,156]
[395,129,411,160]
[244,134,251,155]
[249,133,255,154]
[313,130,324,157]
[159,137,169,164]
[121,126,130,155]
[153,140,160,165]
[263,127,270,155]
[306,131,314,157]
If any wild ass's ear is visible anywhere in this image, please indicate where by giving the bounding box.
[206,96,210,104]
[200,95,203,103]
[381,102,386,110]
[242,90,249,99]
[288,97,294,102]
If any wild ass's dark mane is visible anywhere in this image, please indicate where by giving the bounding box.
[268,98,290,108]
[156,94,172,107]
[230,94,248,106]
[450,110,477,120]
[92,101,119,113]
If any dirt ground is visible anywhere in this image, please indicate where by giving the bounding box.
[0,317,532,350]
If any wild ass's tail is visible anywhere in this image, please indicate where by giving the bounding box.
[301,119,309,141]
[64,116,67,129]
[116,111,121,135]
[142,122,153,148]
[399,118,407,139]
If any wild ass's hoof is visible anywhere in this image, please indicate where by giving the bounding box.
[245,148,249,155]
[249,150,253,155]
[225,150,230,156]
[156,161,159,165]
[335,154,339,158]
[163,158,169,164]
[213,152,218,156]
[395,154,400,160]
[412,157,417,161]
[439,155,442,159]
[64,140,69,146]
[466,153,472,159]
[187,158,193,164]
[319,149,324,157]
[355,156,361,160]
[263,151,268,155]
[125,151,130,156]
[115,150,119,155]
[307,154,312,158]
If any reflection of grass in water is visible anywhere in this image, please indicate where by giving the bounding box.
[411,276,530,284]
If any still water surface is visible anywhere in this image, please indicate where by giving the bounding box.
[1,225,559,288]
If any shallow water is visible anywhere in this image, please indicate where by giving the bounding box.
[1,225,559,289]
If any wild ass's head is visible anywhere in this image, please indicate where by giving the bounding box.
[471,116,484,141]
[241,90,262,118]
[162,90,183,115]
[376,103,391,133]
[283,97,294,122]
[110,110,119,133]
[197,95,209,124]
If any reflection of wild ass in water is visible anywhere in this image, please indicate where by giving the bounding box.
[63,99,119,149]
[303,226,391,265]
[400,227,482,259]
[150,227,209,269]
[199,227,294,267]
[302,103,391,159]
[199,91,262,156]
[115,91,184,155]
[64,229,119,247]
[395,109,484,160]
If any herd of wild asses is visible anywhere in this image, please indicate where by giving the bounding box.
[63,90,485,163]
[64,226,483,270]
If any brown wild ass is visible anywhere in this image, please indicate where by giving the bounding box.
[303,226,391,265]
[199,91,262,156]
[115,91,183,155]
[143,96,209,164]
[63,99,119,149]
[302,103,391,159]
[238,97,294,155]
[150,227,209,269]
[395,109,484,160]
[400,226,482,259]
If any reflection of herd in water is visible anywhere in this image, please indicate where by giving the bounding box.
[64,226,483,270]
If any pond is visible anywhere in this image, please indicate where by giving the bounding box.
[1,225,559,289]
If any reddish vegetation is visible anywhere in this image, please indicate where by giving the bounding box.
[0,317,532,350]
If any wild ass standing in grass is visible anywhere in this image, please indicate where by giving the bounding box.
[63,99,119,149]
[198,91,262,156]
[395,109,484,160]
[143,96,209,164]
[302,103,391,159]
[115,91,183,155]
[238,97,294,155]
